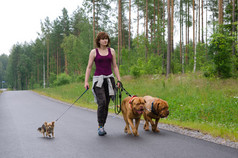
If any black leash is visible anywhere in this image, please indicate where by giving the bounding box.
[114,81,133,115]
[55,88,88,122]
[117,81,132,97]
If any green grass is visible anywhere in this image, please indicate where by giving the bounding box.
[34,73,238,142]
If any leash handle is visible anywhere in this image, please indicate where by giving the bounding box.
[114,81,135,115]
[117,81,132,97]
[114,84,122,115]
[55,88,88,122]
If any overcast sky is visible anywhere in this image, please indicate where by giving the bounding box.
[0,0,83,56]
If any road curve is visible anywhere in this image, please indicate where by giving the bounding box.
[0,91,237,158]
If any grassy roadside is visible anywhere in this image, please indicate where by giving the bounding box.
[34,73,238,142]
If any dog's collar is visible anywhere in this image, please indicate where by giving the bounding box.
[129,95,137,104]
[129,95,137,109]
[151,101,159,116]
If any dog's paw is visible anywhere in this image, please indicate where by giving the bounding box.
[124,126,128,133]
[144,125,149,131]
[152,127,160,133]
[126,129,132,135]
[133,131,139,136]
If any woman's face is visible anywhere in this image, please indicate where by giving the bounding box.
[99,38,108,47]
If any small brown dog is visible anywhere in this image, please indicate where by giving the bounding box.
[143,96,169,132]
[121,96,146,136]
[38,121,55,138]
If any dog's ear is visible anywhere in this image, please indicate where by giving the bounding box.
[44,122,47,126]
[144,99,146,103]
[52,121,55,126]
[155,100,161,111]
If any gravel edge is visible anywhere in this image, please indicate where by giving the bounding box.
[109,113,238,149]
[157,122,238,149]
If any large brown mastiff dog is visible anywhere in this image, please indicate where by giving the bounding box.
[121,96,146,136]
[143,96,169,132]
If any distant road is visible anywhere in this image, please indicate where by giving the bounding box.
[0,91,237,158]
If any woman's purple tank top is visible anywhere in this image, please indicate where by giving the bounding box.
[94,48,112,76]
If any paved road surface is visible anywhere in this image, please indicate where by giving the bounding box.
[0,91,237,158]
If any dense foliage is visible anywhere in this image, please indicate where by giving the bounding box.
[0,0,237,90]
[0,54,8,88]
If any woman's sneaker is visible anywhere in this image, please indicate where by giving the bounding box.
[98,126,107,136]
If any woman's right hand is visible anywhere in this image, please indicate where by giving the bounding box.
[84,82,89,90]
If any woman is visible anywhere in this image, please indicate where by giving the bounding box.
[84,32,121,136]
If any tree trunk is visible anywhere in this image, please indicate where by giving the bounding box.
[180,0,182,64]
[65,54,68,75]
[193,0,195,50]
[181,0,184,74]
[93,0,96,48]
[59,46,61,74]
[232,0,235,55]
[187,0,189,64]
[157,0,160,55]
[166,0,171,77]
[46,38,49,87]
[198,0,200,42]
[218,0,223,25]
[95,2,99,37]
[171,0,174,55]
[193,0,197,73]
[154,0,156,40]
[145,0,148,60]
[137,2,139,37]
[43,49,45,88]
[128,0,131,50]
[206,0,208,59]
[150,19,153,42]
[137,2,139,49]
[37,60,39,83]
[185,1,188,65]
[118,0,122,66]
[162,0,165,73]
[201,0,204,43]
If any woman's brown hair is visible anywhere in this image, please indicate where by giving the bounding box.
[95,32,110,48]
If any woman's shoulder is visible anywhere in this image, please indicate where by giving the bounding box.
[108,47,115,55]
[109,47,115,51]
[89,49,97,57]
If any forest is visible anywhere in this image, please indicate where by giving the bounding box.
[0,0,237,90]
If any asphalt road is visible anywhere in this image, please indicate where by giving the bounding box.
[0,91,237,158]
